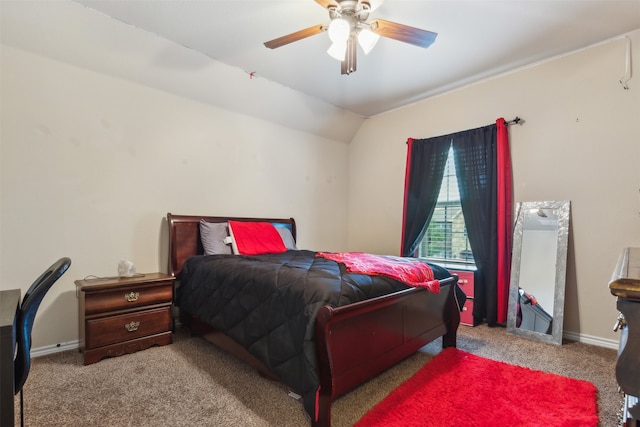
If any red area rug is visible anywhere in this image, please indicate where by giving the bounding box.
[355,348,598,427]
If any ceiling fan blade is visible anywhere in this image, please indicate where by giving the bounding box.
[370,19,437,49]
[264,24,326,49]
[314,0,338,8]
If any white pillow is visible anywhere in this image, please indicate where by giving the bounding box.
[228,223,239,255]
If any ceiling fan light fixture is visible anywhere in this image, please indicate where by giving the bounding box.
[357,28,380,54]
[262,0,437,75]
[328,18,350,43]
[327,41,347,61]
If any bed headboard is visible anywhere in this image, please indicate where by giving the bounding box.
[167,213,297,278]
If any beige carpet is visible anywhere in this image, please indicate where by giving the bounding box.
[15,324,620,426]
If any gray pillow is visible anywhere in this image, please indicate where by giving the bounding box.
[200,220,232,255]
[276,227,297,250]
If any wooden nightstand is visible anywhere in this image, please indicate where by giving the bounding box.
[75,273,174,365]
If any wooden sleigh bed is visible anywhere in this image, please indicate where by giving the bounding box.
[167,213,461,427]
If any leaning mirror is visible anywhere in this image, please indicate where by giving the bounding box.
[507,200,570,345]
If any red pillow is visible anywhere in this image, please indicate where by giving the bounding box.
[228,221,287,255]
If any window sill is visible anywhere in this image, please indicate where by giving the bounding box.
[423,259,476,271]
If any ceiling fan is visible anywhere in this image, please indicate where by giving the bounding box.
[264,0,437,75]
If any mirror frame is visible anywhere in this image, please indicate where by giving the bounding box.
[506,200,571,345]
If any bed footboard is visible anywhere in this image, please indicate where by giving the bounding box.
[313,276,460,427]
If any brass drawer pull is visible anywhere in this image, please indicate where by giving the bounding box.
[124,292,139,302]
[125,321,140,332]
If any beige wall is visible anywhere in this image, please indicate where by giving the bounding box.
[348,29,640,346]
[3,26,639,351]
[0,46,350,350]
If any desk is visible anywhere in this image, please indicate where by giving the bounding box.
[0,289,20,427]
[610,247,640,425]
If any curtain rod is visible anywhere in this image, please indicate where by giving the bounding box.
[407,117,524,143]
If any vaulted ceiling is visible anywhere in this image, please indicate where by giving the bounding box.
[2,1,639,142]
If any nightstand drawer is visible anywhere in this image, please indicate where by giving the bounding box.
[460,298,475,326]
[452,270,475,298]
[84,281,172,315]
[86,307,171,349]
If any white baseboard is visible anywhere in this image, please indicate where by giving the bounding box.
[31,340,79,358]
[563,330,619,350]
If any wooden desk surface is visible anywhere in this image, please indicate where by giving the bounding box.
[0,289,20,427]
[610,247,640,299]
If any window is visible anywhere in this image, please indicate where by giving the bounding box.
[418,146,474,265]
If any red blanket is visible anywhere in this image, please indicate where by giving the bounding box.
[316,252,439,293]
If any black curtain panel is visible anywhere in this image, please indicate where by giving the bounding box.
[452,124,499,326]
[401,137,451,257]
[402,121,513,326]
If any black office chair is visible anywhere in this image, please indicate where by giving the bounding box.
[14,257,71,427]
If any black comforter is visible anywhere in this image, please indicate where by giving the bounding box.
[176,249,452,417]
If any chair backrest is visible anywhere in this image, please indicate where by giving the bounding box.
[14,257,71,393]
